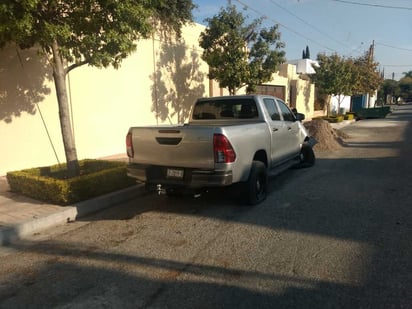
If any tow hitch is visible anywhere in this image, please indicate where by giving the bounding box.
[157,184,166,195]
[156,184,203,198]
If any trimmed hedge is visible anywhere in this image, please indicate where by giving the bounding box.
[6,159,136,205]
[344,113,355,120]
[355,106,391,119]
[319,115,344,123]
[313,114,356,122]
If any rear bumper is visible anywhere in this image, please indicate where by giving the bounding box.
[127,163,233,188]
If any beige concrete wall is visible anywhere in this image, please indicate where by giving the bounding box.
[294,78,315,117]
[209,62,316,119]
[0,23,209,175]
[0,44,65,175]
[1,21,316,176]
[262,63,316,119]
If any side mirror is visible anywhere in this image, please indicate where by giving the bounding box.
[295,113,305,121]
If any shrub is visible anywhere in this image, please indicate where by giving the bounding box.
[311,116,328,120]
[344,113,355,120]
[321,116,344,123]
[6,160,136,205]
[355,106,391,119]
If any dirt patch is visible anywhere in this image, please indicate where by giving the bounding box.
[303,119,346,152]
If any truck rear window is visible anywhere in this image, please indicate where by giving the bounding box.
[192,99,259,120]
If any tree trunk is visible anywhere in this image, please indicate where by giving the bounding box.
[326,94,331,117]
[51,40,80,176]
[337,95,343,115]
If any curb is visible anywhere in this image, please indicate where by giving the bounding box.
[0,184,146,246]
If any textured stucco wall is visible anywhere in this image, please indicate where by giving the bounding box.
[0,23,209,175]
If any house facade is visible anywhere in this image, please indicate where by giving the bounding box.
[0,23,316,176]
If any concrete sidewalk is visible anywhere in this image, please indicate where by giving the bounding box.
[0,175,145,246]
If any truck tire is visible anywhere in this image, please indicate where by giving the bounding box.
[298,143,315,168]
[244,161,268,205]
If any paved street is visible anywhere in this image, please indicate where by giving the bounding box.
[0,105,411,308]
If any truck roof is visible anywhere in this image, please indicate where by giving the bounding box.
[196,94,281,102]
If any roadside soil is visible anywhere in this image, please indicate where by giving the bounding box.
[304,118,348,152]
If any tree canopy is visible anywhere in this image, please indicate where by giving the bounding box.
[311,51,383,113]
[378,79,400,104]
[199,5,285,95]
[0,0,194,174]
[399,72,412,102]
[302,45,310,59]
[378,71,412,104]
[0,0,194,71]
[311,53,353,99]
[351,52,382,96]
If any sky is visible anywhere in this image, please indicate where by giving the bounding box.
[192,0,412,80]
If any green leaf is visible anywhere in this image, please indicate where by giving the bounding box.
[199,5,285,95]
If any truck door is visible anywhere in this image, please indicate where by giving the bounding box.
[263,98,291,166]
[275,99,301,158]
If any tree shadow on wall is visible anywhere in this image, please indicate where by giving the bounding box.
[303,81,312,114]
[0,45,52,123]
[151,40,206,124]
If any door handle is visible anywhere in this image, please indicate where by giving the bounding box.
[273,128,278,132]
[288,127,292,130]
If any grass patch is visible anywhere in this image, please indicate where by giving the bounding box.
[6,159,136,205]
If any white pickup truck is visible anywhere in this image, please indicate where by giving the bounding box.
[126,95,316,205]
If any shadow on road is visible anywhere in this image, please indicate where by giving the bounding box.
[1,240,361,308]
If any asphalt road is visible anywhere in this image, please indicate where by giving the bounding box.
[0,105,411,309]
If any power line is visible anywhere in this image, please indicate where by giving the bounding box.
[382,64,412,67]
[376,42,412,53]
[345,42,366,57]
[235,0,336,52]
[332,0,412,10]
[267,0,351,49]
[234,0,411,63]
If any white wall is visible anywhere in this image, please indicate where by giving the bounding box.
[331,95,351,114]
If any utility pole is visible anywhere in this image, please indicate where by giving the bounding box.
[368,40,375,62]
[366,40,375,107]
[371,40,374,59]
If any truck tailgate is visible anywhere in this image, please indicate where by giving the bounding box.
[129,125,215,169]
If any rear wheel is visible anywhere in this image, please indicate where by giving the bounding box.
[244,161,268,205]
[299,143,315,167]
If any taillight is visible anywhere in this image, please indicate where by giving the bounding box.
[126,132,134,158]
[213,134,236,163]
